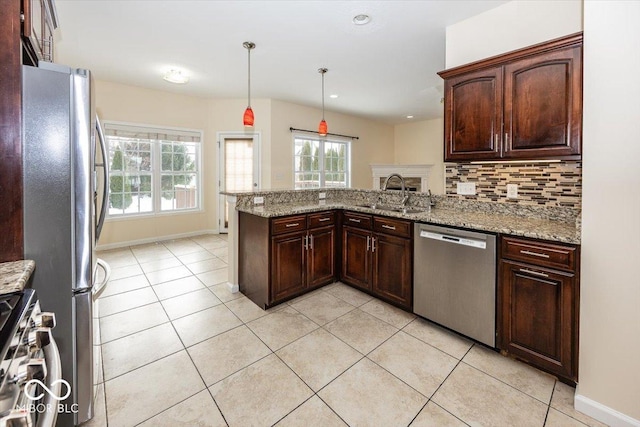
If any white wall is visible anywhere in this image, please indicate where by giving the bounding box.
[393,119,444,194]
[445,0,582,67]
[578,1,640,423]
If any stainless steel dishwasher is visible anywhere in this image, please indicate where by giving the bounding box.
[414,223,497,347]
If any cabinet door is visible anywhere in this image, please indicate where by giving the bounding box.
[503,46,582,159]
[444,66,503,161]
[341,226,371,291]
[499,260,576,381]
[372,233,412,309]
[271,232,306,303]
[307,226,335,288]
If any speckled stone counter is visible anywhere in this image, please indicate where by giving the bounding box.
[224,188,581,244]
[0,260,35,295]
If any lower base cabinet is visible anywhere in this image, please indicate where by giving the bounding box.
[239,211,336,308]
[341,212,413,310]
[372,232,412,308]
[498,236,579,383]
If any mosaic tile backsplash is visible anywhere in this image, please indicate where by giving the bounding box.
[445,161,582,208]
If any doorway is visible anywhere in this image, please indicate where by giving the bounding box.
[218,132,260,232]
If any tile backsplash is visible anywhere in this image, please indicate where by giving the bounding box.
[445,161,582,208]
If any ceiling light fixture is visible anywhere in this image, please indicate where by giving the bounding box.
[353,14,371,25]
[330,94,339,99]
[318,68,328,136]
[406,115,414,119]
[243,41,256,127]
[162,69,189,84]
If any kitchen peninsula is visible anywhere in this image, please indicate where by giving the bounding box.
[222,187,581,383]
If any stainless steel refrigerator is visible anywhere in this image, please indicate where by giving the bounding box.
[22,62,109,426]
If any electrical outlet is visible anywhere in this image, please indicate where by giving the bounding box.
[507,184,518,199]
[319,192,326,200]
[253,196,264,205]
[456,182,476,195]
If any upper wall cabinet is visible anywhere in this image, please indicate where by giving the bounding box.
[439,33,583,162]
[21,0,58,65]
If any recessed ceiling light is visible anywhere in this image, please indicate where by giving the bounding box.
[163,69,189,84]
[330,94,339,99]
[406,115,414,119]
[352,14,371,25]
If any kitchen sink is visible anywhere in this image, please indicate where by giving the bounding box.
[354,204,425,214]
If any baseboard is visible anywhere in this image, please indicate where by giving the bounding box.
[97,229,219,251]
[575,393,640,427]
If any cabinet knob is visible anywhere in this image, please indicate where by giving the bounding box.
[13,358,47,384]
[34,312,56,329]
[25,328,53,351]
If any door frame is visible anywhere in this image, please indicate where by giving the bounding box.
[217,131,261,233]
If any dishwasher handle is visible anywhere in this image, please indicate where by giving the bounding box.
[419,229,487,249]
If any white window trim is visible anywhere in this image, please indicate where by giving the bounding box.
[103,120,204,220]
[292,131,351,189]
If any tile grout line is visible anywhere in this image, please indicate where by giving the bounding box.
[99,237,229,426]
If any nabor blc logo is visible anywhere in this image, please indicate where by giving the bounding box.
[24,379,72,401]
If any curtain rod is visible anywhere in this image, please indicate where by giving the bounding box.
[289,127,359,140]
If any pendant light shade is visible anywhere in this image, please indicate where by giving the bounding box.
[318,68,328,136]
[243,107,254,127]
[243,41,256,127]
[318,120,328,136]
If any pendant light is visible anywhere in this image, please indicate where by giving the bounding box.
[243,41,256,127]
[318,68,328,136]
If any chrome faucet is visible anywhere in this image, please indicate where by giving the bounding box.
[427,190,436,208]
[382,173,409,207]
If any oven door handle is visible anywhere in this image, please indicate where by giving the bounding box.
[38,338,62,427]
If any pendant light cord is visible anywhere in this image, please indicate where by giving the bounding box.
[247,46,251,108]
[243,41,255,108]
[319,68,328,120]
[321,71,325,120]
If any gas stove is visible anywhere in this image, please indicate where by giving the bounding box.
[0,290,59,426]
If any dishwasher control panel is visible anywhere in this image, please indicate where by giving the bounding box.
[419,229,487,249]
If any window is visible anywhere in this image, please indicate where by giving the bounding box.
[104,122,202,217]
[293,135,350,188]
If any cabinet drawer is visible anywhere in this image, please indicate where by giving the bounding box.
[501,236,576,271]
[373,216,412,238]
[271,215,307,235]
[343,212,372,229]
[308,211,335,229]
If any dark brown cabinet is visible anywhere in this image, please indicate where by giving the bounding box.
[271,231,306,302]
[498,236,579,383]
[341,212,413,310]
[239,211,336,308]
[439,32,582,162]
[21,0,58,65]
[442,66,503,161]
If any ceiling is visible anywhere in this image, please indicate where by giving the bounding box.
[54,1,506,124]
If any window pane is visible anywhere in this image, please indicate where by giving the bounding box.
[294,138,321,189]
[294,137,349,189]
[225,139,254,192]
[105,125,201,217]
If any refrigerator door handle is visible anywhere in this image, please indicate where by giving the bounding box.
[95,116,109,241]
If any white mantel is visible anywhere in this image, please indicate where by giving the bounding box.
[370,164,433,192]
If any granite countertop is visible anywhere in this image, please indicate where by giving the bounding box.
[0,260,35,295]
[237,201,580,244]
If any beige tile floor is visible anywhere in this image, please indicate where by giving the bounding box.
[87,234,608,427]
